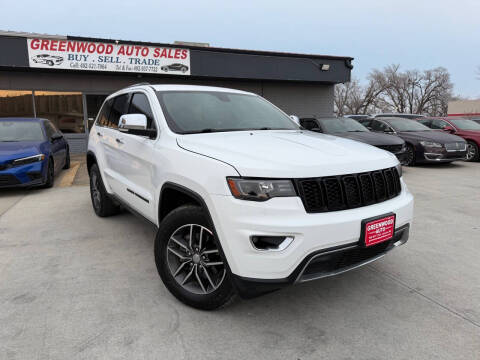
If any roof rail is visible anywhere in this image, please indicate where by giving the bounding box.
[125,82,151,88]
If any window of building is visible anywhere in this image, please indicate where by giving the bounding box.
[0,90,35,118]
[34,91,85,134]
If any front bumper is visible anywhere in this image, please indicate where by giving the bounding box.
[393,150,408,165]
[423,152,466,162]
[0,161,46,188]
[232,224,409,298]
[209,178,414,281]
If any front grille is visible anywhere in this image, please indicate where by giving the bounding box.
[296,167,401,213]
[376,144,404,153]
[445,142,466,152]
[0,174,20,186]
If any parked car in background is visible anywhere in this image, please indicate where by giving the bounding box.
[358,117,467,166]
[0,118,70,189]
[344,114,372,121]
[373,113,425,120]
[416,117,480,162]
[87,84,413,309]
[300,116,407,164]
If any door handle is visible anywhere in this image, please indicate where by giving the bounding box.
[116,138,124,144]
[97,132,103,137]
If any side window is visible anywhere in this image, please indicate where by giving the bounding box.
[431,119,449,130]
[418,119,432,127]
[44,121,56,138]
[360,119,371,128]
[128,93,156,130]
[97,99,113,127]
[108,94,130,129]
[299,118,319,131]
[371,120,388,132]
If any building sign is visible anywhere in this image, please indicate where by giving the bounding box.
[27,38,190,75]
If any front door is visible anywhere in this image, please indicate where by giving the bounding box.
[111,91,158,221]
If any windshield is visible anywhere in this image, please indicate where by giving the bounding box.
[0,121,45,142]
[317,117,369,133]
[385,118,432,132]
[449,118,480,130]
[156,91,299,134]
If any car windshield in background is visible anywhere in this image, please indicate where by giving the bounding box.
[318,117,369,133]
[156,91,299,134]
[0,121,45,142]
[385,118,432,132]
[449,118,480,130]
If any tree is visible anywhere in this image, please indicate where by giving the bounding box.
[335,65,454,116]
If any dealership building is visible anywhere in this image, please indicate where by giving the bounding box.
[0,31,353,153]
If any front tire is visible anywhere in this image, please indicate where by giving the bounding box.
[63,148,70,169]
[89,164,120,217]
[43,158,54,188]
[465,141,479,162]
[405,144,416,166]
[154,205,235,310]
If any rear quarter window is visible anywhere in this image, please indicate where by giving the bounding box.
[97,99,113,127]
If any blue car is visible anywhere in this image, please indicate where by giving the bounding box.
[0,118,70,189]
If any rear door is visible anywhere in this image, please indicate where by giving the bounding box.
[99,93,131,196]
[110,91,159,220]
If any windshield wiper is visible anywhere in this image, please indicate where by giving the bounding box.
[1,140,20,142]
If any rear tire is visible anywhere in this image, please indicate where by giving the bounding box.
[465,141,479,162]
[89,163,120,217]
[154,205,235,310]
[405,144,416,166]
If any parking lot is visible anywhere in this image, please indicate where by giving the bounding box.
[1,162,479,360]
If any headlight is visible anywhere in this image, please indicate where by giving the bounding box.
[395,163,402,177]
[419,141,442,148]
[227,178,297,201]
[12,154,45,167]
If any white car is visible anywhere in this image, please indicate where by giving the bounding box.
[87,84,414,310]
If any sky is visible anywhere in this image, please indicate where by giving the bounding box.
[1,0,479,97]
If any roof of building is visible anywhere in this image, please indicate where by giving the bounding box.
[0,30,353,61]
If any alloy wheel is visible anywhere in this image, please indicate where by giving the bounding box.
[91,172,102,210]
[466,143,476,161]
[405,146,415,166]
[166,224,226,295]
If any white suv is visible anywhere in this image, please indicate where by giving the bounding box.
[87,84,414,309]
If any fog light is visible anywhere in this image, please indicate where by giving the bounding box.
[250,235,294,251]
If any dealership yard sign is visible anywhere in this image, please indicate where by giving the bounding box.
[27,38,190,75]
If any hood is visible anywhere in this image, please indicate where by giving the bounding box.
[332,131,404,146]
[396,130,465,144]
[0,141,44,163]
[177,130,398,178]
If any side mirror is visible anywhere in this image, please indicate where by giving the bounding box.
[443,126,455,133]
[289,115,300,126]
[119,114,157,138]
[51,133,63,142]
[119,114,147,130]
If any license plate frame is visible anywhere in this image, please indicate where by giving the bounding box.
[360,213,396,247]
